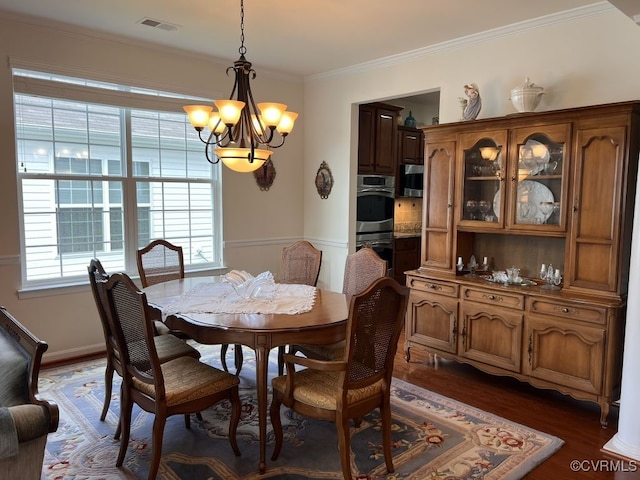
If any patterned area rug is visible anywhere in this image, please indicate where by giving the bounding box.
[40,345,563,479]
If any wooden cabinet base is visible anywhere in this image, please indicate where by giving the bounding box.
[404,272,623,427]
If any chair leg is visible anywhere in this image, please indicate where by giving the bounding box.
[336,411,353,480]
[101,362,114,421]
[116,389,133,467]
[277,346,286,376]
[184,413,191,430]
[148,413,167,480]
[221,344,230,372]
[234,344,244,375]
[114,381,123,440]
[228,387,241,456]
[270,392,284,461]
[380,399,395,473]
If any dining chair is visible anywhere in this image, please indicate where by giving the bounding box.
[88,259,202,439]
[294,246,388,361]
[277,240,323,374]
[136,239,185,288]
[103,272,242,480]
[137,239,243,375]
[279,240,322,286]
[269,276,409,480]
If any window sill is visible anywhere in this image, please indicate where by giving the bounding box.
[17,265,229,299]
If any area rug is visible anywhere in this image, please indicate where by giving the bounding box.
[39,345,563,479]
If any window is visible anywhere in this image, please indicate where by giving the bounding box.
[13,70,223,287]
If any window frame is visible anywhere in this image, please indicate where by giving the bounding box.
[13,69,224,290]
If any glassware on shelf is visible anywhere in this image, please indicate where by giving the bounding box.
[464,200,478,220]
[540,263,562,289]
[478,200,491,220]
[539,201,554,223]
[456,256,464,272]
[465,255,479,277]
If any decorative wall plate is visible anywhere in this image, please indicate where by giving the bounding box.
[315,161,333,199]
[254,160,276,190]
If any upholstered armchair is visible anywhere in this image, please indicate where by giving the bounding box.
[0,306,59,480]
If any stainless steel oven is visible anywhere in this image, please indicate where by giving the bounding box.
[356,174,395,234]
[356,231,394,276]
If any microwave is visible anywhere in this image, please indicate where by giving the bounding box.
[399,164,424,197]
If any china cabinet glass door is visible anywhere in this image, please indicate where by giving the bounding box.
[510,124,570,231]
[460,131,507,228]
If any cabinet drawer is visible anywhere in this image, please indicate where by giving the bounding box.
[461,287,524,310]
[528,298,606,325]
[407,277,458,298]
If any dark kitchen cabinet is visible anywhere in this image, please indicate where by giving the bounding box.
[397,126,425,165]
[393,236,421,284]
[358,103,402,174]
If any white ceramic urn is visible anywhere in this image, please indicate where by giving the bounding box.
[509,77,544,113]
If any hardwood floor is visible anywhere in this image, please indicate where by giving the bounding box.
[393,338,640,479]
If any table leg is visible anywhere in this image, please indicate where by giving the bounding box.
[255,342,269,474]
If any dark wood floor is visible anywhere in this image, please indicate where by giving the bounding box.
[393,337,640,479]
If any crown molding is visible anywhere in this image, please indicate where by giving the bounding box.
[308,2,614,82]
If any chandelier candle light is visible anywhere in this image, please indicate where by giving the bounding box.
[183,0,298,173]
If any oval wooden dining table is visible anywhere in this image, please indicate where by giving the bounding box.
[143,276,349,474]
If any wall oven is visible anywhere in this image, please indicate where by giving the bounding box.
[356,231,394,275]
[356,174,395,234]
[399,163,424,197]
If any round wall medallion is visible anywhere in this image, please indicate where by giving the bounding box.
[315,161,334,199]
[254,160,276,190]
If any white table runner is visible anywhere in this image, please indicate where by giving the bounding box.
[161,281,317,317]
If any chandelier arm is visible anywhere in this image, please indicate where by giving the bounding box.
[204,142,220,165]
[265,134,286,149]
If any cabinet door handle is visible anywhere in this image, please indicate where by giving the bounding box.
[528,333,533,365]
[428,283,442,291]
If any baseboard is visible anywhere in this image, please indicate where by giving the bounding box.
[43,343,106,367]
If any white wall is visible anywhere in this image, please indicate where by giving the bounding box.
[2,5,640,362]
[0,13,304,361]
[303,5,640,289]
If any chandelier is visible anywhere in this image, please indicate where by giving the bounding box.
[183,0,298,173]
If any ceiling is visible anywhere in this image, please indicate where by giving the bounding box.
[0,0,632,78]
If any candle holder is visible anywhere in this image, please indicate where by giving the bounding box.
[540,263,562,290]
[465,255,479,278]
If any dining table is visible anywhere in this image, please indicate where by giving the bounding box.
[142,275,349,474]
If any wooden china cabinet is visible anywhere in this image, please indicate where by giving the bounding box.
[406,101,640,426]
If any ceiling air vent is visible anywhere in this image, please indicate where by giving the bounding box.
[137,18,179,32]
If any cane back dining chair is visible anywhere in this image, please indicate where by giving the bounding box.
[137,239,243,374]
[270,277,409,480]
[279,240,322,286]
[88,259,201,438]
[277,240,323,375]
[103,272,241,480]
[294,246,388,361]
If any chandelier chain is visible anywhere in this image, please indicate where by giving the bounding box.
[239,0,246,56]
